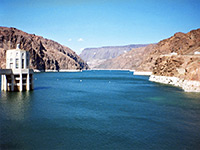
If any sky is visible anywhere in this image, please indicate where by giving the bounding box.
[1,0,200,54]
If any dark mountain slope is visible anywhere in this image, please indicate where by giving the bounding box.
[0,27,89,70]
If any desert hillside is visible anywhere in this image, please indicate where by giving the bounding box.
[80,44,148,69]
[94,44,155,70]
[137,28,200,72]
[152,55,200,81]
[0,27,89,70]
[97,28,200,72]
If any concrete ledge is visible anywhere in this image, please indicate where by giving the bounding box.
[0,69,34,75]
[0,69,12,75]
[13,69,34,74]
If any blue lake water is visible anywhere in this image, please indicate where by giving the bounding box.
[0,70,200,149]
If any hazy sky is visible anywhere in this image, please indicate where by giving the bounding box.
[1,0,200,54]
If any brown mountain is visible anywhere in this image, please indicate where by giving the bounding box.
[0,27,89,70]
[94,44,155,70]
[136,28,200,72]
[152,55,200,81]
[94,28,200,80]
[79,44,148,69]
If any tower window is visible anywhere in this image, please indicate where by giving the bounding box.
[16,58,19,69]
[22,59,24,69]
[27,59,29,68]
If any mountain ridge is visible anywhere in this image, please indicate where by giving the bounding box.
[94,44,155,70]
[80,44,148,68]
[0,27,89,70]
[136,28,200,72]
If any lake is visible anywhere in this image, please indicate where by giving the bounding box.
[0,70,200,149]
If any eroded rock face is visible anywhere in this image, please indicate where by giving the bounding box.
[152,55,200,81]
[136,28,200,72]
[152,56,184,76]
[0,27,89,70]
[153,29,200,55]
[144,28,200,92]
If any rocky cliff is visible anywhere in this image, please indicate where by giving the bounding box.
[149,55,200,92]
[136,28,200,72]
[79,44,148,69]
[152,55,200,81]
[146,28,200,92]
[145,28,200,78]
[0,27,89,70]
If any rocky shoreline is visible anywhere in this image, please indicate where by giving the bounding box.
[149,75,200,92]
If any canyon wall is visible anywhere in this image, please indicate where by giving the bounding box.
[0,27,89,70]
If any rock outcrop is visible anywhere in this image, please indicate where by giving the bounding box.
[146,28,200,92]
[149,55,200,92]
[0,27,89,70]
[136,28,200,72]
[79,44,148,69]
[152,55,200,80]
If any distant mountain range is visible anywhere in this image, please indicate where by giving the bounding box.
[0,27,89,70]
[94,44,155,70]
[79,44,148,69]
[83,28,200,78]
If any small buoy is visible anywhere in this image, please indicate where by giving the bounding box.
[57,79,59,81]
[35,78,37,80]
[80,80,82,82]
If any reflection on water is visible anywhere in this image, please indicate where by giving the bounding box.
[0,91,32,121]
[34,86,51,90]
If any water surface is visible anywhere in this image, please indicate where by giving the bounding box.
[0,70,200,149]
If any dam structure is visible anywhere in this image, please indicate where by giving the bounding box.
[0,44,34,91]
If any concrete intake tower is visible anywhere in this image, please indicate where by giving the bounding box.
[0,44,34,91]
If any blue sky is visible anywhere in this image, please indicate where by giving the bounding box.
[1,0,200,54]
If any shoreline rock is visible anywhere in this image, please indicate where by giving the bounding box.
[149,75,200,92]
